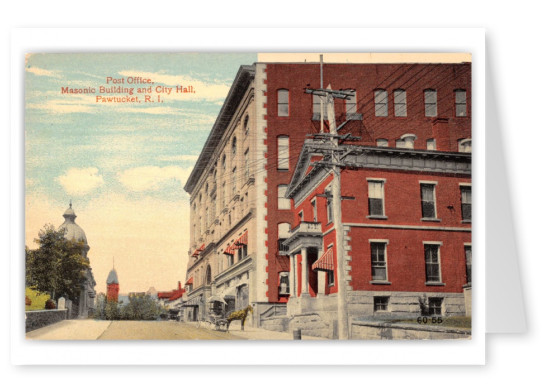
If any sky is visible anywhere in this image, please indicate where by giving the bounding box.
[25,53,257,294]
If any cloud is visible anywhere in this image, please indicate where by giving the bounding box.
[26,66,60,78]
[56,167,104,196]
[117,166,192,192]
[118,70,231,102]
[158,155,199,163]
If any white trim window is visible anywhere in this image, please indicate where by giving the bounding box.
[426,138,436,151]
[455,89,467,117]
[465,245,472,285]
[394,89,407,117]
[424,243,442,283]
[367,180,385,217]
[277,89,289,117]
[374,89,388,117]
[458,138,472,153]
[376,138,388,147]
[420,183,437,219]
[345,89,358,119]
[277,135,290,170]
[311,198,317,222]
[278,185,291,210]
[461,185,472,221]
[424,89,437,117]
[370,241,388,281]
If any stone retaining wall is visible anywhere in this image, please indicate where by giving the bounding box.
[351,320,471,340]
[26,309,67,332]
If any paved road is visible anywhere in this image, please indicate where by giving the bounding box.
[26,320,244,340]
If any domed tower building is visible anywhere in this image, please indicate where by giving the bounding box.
[59,202,97,318]
[106,268,119,303]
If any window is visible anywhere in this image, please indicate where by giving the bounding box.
[424,89,437,117]
[311,198,317,222]
[277,223,291,253]
[278,185,291,210]
[244,148,250,180]
[426,138,436,150]
[326,187,333,223]
[345,90,357,118]
[237,243,248,261]
[368,180,385,217]
[221,182,226,207]
[374,296,390,312]
[279,272,290,295]
[243,114,249,136]
[455,89,467,117]
[374,89,388,117]
[277,136,289,170]
[394,89,407,117]
[298,210,304,221]
[327,270,335,286]
[221,154,226,171]
[370,242,388,281]
[227,252,234,267]
[231,136,237,156]
[397,133,416,149]
[424,244,441,283]
[232,167,237,195]
[420,183,436,219]
[465,245,472,284]
[428,297,443,315]
[205,265,212,285]
[313,94,322,117]
[458,138,472,153]
[376,139,388,147]
[278,89,289,117]
[461,185,472,221]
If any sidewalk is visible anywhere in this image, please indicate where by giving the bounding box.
[26,320,112,340]
[218,321,328,340]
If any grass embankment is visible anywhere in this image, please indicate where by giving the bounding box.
[25,287,50,311]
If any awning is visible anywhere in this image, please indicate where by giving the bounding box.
[312,247,334,271]
[234,231,248,246]
[185,277,193,285]
[191,243,205,257]
[223,244,235,255]
[207,295,227,304]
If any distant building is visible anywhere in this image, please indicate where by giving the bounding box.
[106,268,119,303]
[59,202,96,318]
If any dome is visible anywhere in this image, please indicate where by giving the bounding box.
[107,269,119,284]
[59,202,88,244]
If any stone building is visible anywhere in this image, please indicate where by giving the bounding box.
[59,203,96,318]
[182,60,471,333]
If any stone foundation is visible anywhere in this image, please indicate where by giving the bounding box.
[351,320,471,340]
[25,309,67,332]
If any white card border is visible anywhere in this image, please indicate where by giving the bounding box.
[10,27,485,365]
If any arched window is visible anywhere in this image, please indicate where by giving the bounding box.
[278,89,289,117]
[205,265,212,285]
[243,114,249,135]
[231,136,237,155]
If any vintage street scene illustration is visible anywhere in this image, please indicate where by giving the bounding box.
[25,53,472,340]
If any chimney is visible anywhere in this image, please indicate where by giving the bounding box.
[178,281,181,290]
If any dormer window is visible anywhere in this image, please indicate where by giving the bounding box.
[458,138,472,153]
[396,133,417,149]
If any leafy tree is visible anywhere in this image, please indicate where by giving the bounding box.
[121,295,165,320]
[105,300,121,320]
[94,292,107,319]
[25,224,90,302]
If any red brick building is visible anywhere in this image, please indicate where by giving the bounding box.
[106,268,119,303]
[183,60,471,334]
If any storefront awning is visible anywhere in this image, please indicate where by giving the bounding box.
[185,277,193,285]
[225,231,248,255]
[312,247,334,271]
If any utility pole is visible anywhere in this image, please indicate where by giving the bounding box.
[304,57,358,339]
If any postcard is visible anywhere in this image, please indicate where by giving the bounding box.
[24,52,473,344]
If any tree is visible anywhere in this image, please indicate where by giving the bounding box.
[121,295,164,320]
[25,224,90,302]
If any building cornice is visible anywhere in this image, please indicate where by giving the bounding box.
[184,65,255,194]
